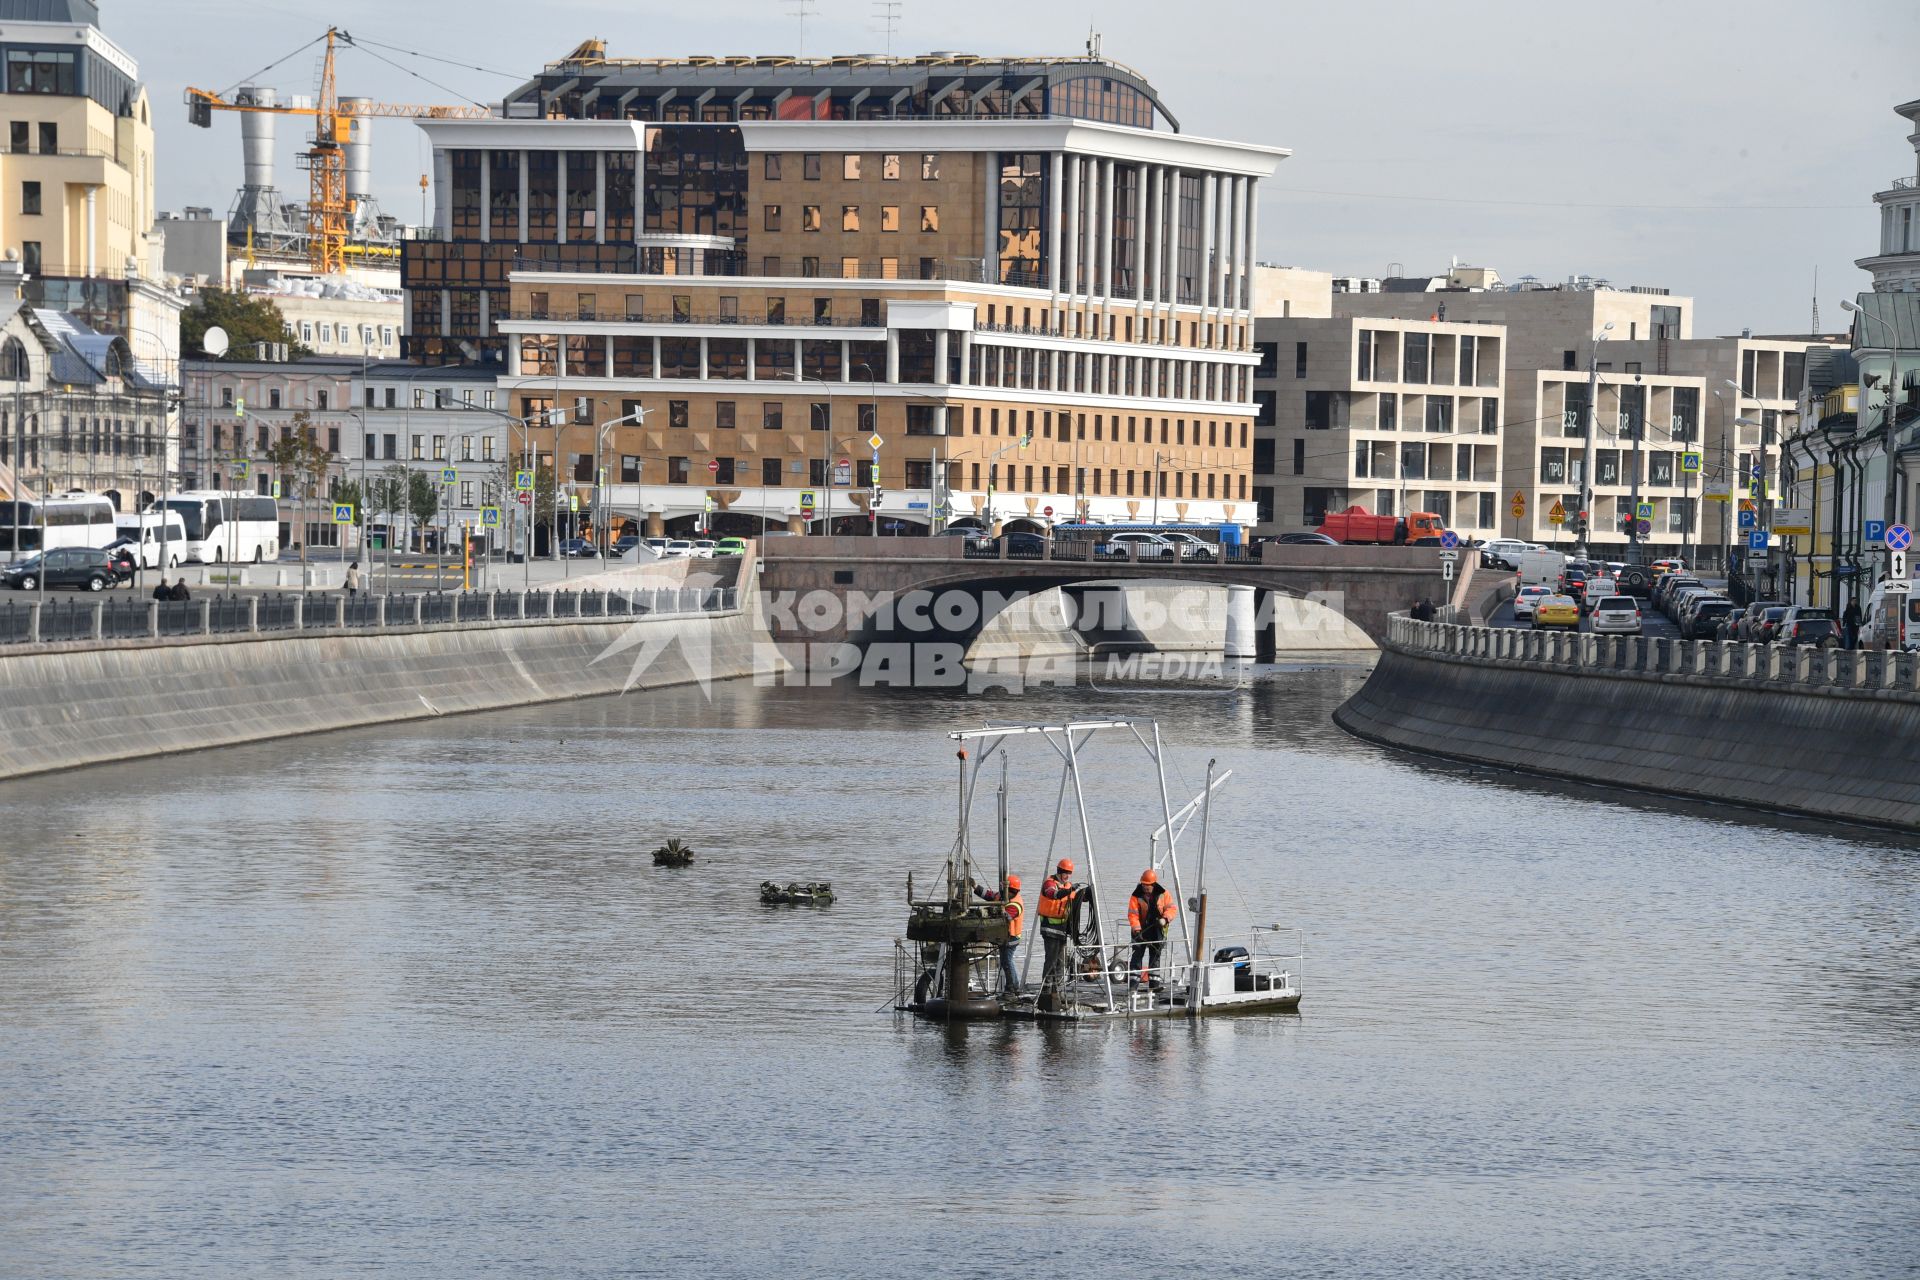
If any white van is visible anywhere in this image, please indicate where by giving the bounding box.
[1864,576,1920,650]
[112,511,189,569]
[1513,548,1568,588]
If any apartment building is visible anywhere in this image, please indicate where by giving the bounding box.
[1857,96,1920,294]
[1250,314,1506,538]
[402,50,1282,535]
[180,355,355,547]
[0,1,178,370]
[352,362,510,548]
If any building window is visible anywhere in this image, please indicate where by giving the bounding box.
[802,205,821,232]
[20,180,39,215]
[432,436,447,460]
[1424,399,1451,433]
[841,256,860,279]
[669,400,689,429]
[803,153,821,181]
[19,241,38,273]
[316,389,330,410]
[843,154,861,180]
[762,457,782,486]
[35,122,54,153]
[1403,333,1430,383]
[880,205,899,232]
[1294,342,1307,378]
[715,400,736,430]
[764,205,782,231]
[921,153,940,180]
[669,456,690,484]
[1481,399,1499,434]
[268,389,283,409]
[841,205,861,232]
[810,401,830,431]
[410,435,424,460]
[882,153,901,180]
[763,403,783,431]
[764,154,782,181]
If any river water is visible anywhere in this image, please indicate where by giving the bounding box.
[1,664,1915,1278]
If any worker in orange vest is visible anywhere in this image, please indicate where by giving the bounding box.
[969,873,1026,995]
[1036,858,1082,993]
[1127,868,1177,987]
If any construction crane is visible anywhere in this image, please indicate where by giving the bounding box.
[185,28,492,275]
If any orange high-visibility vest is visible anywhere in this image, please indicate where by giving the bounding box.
[1128,882,1176,932]
[1037,876,1074,929]
[1004,892,1024,940]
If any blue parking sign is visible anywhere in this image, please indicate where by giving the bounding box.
[1737,509,1756,531]
[1864,519,1887,546]
[1747,529,1769,551]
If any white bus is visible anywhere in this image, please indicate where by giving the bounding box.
[0,491,117,558]
[111,511,189,569]
[159,491,281,564]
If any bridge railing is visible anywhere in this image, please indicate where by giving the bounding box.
[0,586,741,653]
[1390,612,1920,699]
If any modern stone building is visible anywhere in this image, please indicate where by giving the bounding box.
[1250,314,1506,539]
[401,49,1283,535]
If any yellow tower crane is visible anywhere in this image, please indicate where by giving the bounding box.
[185,28,492,275]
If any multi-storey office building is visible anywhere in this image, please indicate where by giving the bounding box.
[1250,315,1506,538]
[403,51,1282,534]
[351,361,511,550]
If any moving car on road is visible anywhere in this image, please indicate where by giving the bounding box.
[1531,593,1581,630]
[1588,595,1643,635]
[1512,584,1554,621]
[1094,530,1178,559]
[1777,606,1839,648]
[714,537,748,556]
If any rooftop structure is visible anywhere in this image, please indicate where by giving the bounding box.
[1856,97,1920,294]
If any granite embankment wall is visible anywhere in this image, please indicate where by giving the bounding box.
[0,603,769,782]
[1335,617,1920,831]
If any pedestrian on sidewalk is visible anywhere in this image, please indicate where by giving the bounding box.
[168,578,191,602]
[344,560,363,599]
[1411,597,1437,622]
[1842,599,1862,649]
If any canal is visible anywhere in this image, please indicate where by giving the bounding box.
[1,664,1915,1277]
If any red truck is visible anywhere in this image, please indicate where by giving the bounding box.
[1317,505,1446,545]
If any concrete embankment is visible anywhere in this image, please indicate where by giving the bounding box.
[968,583,1375,662]
[1334,638,1920,831]
[0,605,768,782]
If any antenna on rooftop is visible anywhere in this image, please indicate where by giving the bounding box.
[871,1,902,57]
[1086,24,1102,58]
[1810,265,1820,334]
[789,0,819,56]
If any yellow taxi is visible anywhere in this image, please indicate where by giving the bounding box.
[1651,559,1686,578]
[1531,593,1582,630]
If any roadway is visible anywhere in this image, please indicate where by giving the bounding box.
[1485,596,1681,639]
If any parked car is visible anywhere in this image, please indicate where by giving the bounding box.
[689,539,718,558]
[662,539,695,558]
[1271,531,1338,546]
[1652,574,1701,611]
[610,535,645,558]
[1667,586,1716,623]
[1680,598,1736,640]
[555,538,597,558]
[989,530,1051,556]
[1750,606,1791,644]
[1733,600,1787,641]
[1531,594,1581,630]
[645,537,671,555]
[0,547,119,592]
[1777,606,1839,647]
[1512,584,1554,621]
[714,537,748,556]
[1155,531,1218,561]
[1588,594,1643,635]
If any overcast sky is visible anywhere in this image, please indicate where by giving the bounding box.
[115,0,1918,334]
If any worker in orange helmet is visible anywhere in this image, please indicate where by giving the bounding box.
[1036,858,1083,995]
[1127,867,1177,987]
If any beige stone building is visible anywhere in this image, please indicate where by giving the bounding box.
[1251,314,1506,537]
[403,52,1283,536]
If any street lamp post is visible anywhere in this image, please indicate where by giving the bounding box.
[1577,322,1614,559]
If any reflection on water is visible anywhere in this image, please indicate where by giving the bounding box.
[0,667,1916,1278]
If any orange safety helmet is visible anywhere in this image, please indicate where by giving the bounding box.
[1139,868,1158,885]
[1056,858,1074,875]
[1006,873,1022,891]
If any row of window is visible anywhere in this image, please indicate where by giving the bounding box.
[1253,333,1503,388]
[359,433,500,463]
[1291,489,1502,532]
[212,385,503,412]
[765,153,942,182]
[769,203,940,234]
[296,321,397,349]
[1538,448,1705,488]
[6,120,58,154]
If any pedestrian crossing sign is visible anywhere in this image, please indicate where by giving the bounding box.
[1636,501,1654,521]
[441,467,457,484]
[332,503,355,524]
[568,494,580,513]
[514,469,534,492]
[233,460,249,481]
[480,506,500,528]
[270,479,282,499]
[1681,452,1702,474]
